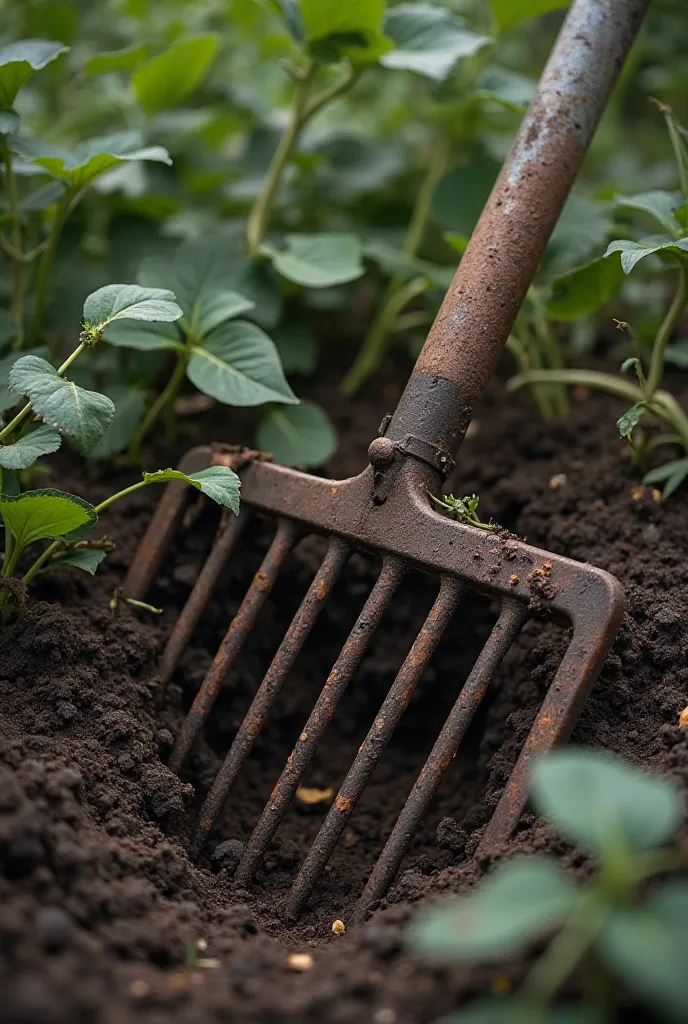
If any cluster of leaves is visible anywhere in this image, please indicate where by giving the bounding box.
[429,491,500,532]
[410,748,687,1023]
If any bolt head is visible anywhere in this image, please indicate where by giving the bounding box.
[368,436,395,468]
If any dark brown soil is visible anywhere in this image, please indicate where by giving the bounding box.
[1,353,687,1024]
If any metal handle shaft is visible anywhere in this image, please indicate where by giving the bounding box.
[388,0,650,458]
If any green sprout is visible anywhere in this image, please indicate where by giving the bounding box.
[429,491,500,533]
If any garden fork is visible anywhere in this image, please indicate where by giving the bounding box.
[124,0,647,921]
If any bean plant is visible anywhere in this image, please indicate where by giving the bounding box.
[509,103,688,497]
[410,748,687,1024]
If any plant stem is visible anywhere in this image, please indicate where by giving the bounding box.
[127,352,189,461]
[30,192,72,345]
[506,334,553,421]
[3,143,25,349]
[507,368,643,405]
[341,276,429,396]
[531,288,569,418]
[341,141,448,397]
[0,340,87,444]
[646,268,686,400]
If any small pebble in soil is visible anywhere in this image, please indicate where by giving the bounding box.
[436,816,467,854]
[35,906,74,952]
[679,707,688,729]
[211,838,244,872]
[287,952,314,971]
[332,919,346,935]
[129,980,149,999]
[549,473,567,489]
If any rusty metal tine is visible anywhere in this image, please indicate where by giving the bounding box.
[285,577,463,920]
[167,518,300,775]
[351,599,527,923]
[192,537,351,851]
[233,557,406,888]
[160,511,250,690]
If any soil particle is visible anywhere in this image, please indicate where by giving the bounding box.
[1,359,687,1022]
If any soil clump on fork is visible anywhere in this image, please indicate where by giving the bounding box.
[1,358,687,1023]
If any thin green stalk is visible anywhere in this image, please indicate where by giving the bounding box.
[128,352,189,461]
[531,290,569,418]
[30,192,72,345]
[3,143,24,349]
[341,276,429,396]
[507,368,644,405]
[0,340,87,444]
[646,268,686,399]
[506,334,553,421]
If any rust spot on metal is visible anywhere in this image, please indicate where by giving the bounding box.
[335,795,354,813]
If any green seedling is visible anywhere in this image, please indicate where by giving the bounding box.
[109,588,162,616]
[0,285,241,619]
[429,491,500,533]
[509,101,688,498]
[410,747,687,1024]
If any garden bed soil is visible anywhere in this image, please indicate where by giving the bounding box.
[1,353,687,1024]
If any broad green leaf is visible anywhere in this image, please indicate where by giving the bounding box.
[409,856,579,962]
[84,45,148,77]
[132,36,220,115]
[42,548,107,575]
[0,346,50,415]
[9,355,115,454]
[597,882,688,1023]
[257,401,336,467]
[381,4,489,81]
[83,284,182,332]
[548,194,614,271]
[440,1004,603,1024]
[0,40,69,108]
[365,241,454,289]
[187,322,298,407]
[0,425,62,471]
[87,386,147,459]
[475,66,535,113]
[10,131,171,190]
[0,469,20,496]
[615,191,684,236]
[142,466,240,515]
[547,252,625,321]
[489,0,569,35]
[19,181,66,215]
[643,458,688,500]
[617,402,646,440]
[102,321,185,352]
[262,1,305,43]
[530,749,683,857]
[299,0,391,62]
[273,325,318,375]
[664,339,688,368]
[604,235,688,274]
[139,242,256,339]
[0,111,19,135]
[432,148,501,237]
[264,233,364,288]
[0,489,97,550]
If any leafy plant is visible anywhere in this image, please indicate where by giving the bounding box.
[509,102,688,497]
[429,491,500,533]
[410,748,687,1023]
[0,285,241,618]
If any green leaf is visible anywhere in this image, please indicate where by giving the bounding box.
[83,45,148,77]
[0,111,19,135]
[87,386,147,460]
[273,324,318,375]
[132,35,220,115]
[0,489,97,550]
[264,233,364,288]
[597,881,688,1023]
[257,401,336,467]
[9,355,115,454]
[432,147,501,237]
[604,235,688,274]
[102,321,185,352]
[409,856,579,962]
[0,346,50,415]
[474,66,535,113]
[365,240,454,289]
[489,0,569,35]
[42,548,107,575]
[82,284,182,332]
[547,252,625,321]
[19,180,66,215]
[139,242,256,339]
[0,40,69,108]
[380,4,489,81]
[440,1004,603,1024]
[530,748,683,857]
[0,425,62,471]
[299,0,391,63]
[187,322,298,407]
[0,469,20,496]
[617,402,646,440]
[643,458,688,500]
[142,466,240,515]
[615,191,684,236]
[664,339,688,368]
[264,1,305,43]
[10,131,171,190]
